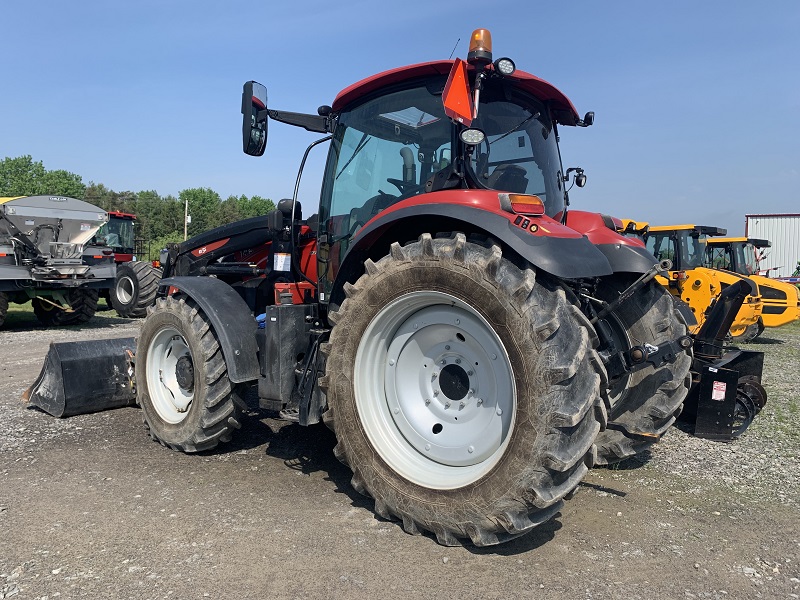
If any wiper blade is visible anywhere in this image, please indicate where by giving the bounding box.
[336,133,372,179]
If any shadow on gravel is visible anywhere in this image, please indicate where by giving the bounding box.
[744,336,785,345]
[205,405,566,554]
[600,449,654,471]
[2,310,134,331]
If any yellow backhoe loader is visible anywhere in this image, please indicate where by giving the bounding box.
[642,224,764,342]
[705,237,800,334]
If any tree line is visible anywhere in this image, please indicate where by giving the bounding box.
[0,155,275,261]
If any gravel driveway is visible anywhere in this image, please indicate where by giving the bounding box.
[1,309,798,599]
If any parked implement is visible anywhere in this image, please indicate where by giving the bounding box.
[28,29,706,546]
[643,224,764,342]
[96,211,162,318]
[0,195,116,328]
[705,237,800,333]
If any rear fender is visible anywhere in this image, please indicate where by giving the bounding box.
[566,210,659,274]
[328,203,613,307]
[159,276,259,383]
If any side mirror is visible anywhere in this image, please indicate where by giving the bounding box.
[242,81,268,156]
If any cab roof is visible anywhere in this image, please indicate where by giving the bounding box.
[707,237,771,247]
[332,60,581,125]
[647,224,727,236]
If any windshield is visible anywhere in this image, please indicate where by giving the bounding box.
[97,217,134,252]
[465,82,565,217]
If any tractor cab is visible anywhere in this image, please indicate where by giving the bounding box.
[242,29,600,304]
[96,211,137,260]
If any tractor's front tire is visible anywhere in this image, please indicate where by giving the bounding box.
[111,261,161,318]
[593,276,692,465]
[32,289,98,326]
[136,295,243,452]
[321,233,607,546]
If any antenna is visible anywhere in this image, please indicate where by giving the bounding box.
[448,38,461,60]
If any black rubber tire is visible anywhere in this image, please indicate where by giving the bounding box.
[0,292,8,328]
[111,261,162,318]
[32,289,99,326]
[136,295,243,452]
[320,233,607,546]
[593,276,692,465]
[730,318,764,343]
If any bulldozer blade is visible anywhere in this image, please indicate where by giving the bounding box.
[23,337,137,417]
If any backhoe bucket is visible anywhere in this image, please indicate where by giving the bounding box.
[23,338,138,417]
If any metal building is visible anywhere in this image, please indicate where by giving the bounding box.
[745,213,800,278]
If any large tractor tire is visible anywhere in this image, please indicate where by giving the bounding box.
[592,276,692,465]
[0,292,8,328]
[136,295,244,452]
[111,261,162,318]
[320,233,607,546]
[32,289,98,326]
[730,318,764,343]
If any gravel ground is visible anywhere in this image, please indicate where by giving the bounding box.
[0,307,798,599]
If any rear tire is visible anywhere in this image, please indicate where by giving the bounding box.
[136,295,243,452]
[593,276,692,465]
[32,289,98,326]
[730,318,763,343]
[111,261,161,318]
[321,233,607,546]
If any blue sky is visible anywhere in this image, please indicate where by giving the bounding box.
[2,1,798,236]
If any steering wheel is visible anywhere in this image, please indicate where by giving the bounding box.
[387,178,413,193]
[387,178,425,199]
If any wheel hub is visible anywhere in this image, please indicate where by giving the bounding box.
[175,355,194,391]
[116,276,135,304]
[438,363,470,401]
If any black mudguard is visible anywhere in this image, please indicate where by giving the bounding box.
[159,276,260,383]
[594,242,661,275]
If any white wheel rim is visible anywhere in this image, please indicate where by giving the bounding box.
[146,326,194,424]
[116,275,135,304]
[354,291,515,490]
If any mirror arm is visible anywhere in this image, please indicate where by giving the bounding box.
[267,109,330,133]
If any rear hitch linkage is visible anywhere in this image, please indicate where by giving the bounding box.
[578,260,691,380]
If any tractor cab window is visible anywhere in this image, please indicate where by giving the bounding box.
[645,232,677,266]
[97,218,134,253]
[465,85,565,218]
[681,232,707,269]
[739,243,758,275]
[706,245,731,271]
[319,79,451,258]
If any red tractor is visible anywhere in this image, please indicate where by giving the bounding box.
[96,210,161,317]
[29,29,765,546]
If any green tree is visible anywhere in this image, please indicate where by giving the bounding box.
[238,194,275,218]
[214,195,244,225]
[180,187,221,236]
[0,155,85,198]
